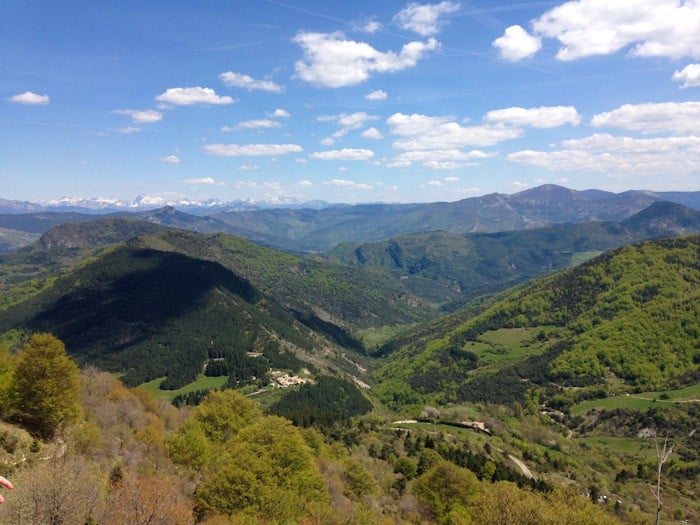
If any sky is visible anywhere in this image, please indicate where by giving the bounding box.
[2,0,699,204]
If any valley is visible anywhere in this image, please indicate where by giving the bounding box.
[0,187,698,524]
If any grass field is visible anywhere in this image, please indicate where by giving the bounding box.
[139,375,228,402]
[571,384,700,416]
[466,327,549,364]
[576,436,657,459]
[570,251,602,266]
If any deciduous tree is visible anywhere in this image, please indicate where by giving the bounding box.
[10,333,80,439]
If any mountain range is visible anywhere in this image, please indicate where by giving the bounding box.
[2,185,699,253]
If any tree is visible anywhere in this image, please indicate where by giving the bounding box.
[194,416,330,522]
[10,333,80,440]
[412,461,480,524]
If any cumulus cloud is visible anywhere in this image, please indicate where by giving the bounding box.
[311,148,375,160]
[219,71,284,93]
[492,25,541,61]
[497,0,700,62]
[389,148,490,169]
[293,31,438,87]
[357,20,383,33]
[366,89,388,100]
[9,91,50,105]
[160,155,182,164]
[155,87,234,106]
[184,177,215,184]
[672,64,700,88]
[114,109,163,123]
[203,143,303,156]
[394,1,460,36]
[239,164,260,171]
[319,112,379,142]
[507,133,700,175]
[388,112,523,149]
[485,106,581,128]
[591,101,700,134]
[323,178,373,189]
[297,179,313,186]
[362,127,384,139]
[236,119,283,129]
[269,108,291,118]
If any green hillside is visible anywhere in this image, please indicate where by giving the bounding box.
[329,201,700,309]
[0,245,355,389]
[374,235,700,409]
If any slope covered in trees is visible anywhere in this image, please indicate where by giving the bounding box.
[0,335,638,524]
[374,235,700,408]
[0,246,346,388]
[329,201,700,307]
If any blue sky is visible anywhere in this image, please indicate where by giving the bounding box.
[2,0,699,204]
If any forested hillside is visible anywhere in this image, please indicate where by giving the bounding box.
[329,201,700,308]
[0,245,360,389]
[374,235,700,408]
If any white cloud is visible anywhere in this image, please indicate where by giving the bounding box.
[297,179,313,186]
[239,164,259,171]
[672,64,700,88]
[114,126,140,134]
[293,31,438,87]
[114,109,163,123]
[160,155,182,164]
[263,181,282,190]
[323,179,373,190]
[362,127,384,139]
[296,158,308,164]
[155,87,234,106]
[203,143,303,156]
[507,133,700,175]
[356,20,383,33]
[388,112,523,149]
[394,1,460,36]
[492,25,541,61]
[501,0,700,62]
[512,181,529,188]
[9,91,50,105]
[269,108,291,118]
[319,112,379,143]
[591,101,700,134]
[184,177,215,184]
[311,148,375,160]
[237,119,283,129]
[428,174,462,184]
[339,112,378,129]
[485,106,581,128]
[389,148,488,169]
[366,89,388,100]
[219,71,284,93]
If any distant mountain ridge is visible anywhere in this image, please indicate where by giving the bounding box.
[1,185,699,253]
[329,200,700,307]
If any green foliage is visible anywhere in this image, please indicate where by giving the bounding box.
[375,235,700,408]
[9,333,80,439]
[198,422,328,520]
[190,390,261,444]
[269,376,372,427]
[0,246,325,388]
[412,461,480,524]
